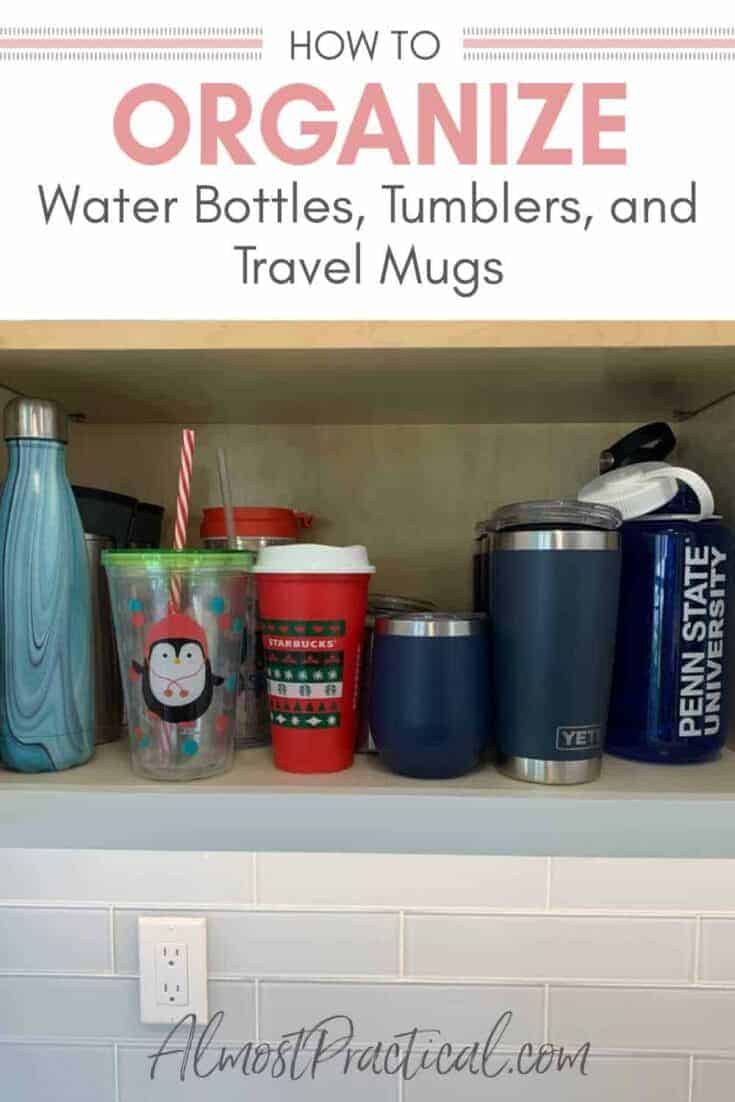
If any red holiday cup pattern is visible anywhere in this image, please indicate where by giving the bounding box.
[262,619,346,731]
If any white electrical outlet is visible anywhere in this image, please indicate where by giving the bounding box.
[156,942,188,1006]
[138,917,208,1025]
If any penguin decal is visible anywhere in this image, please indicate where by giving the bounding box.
[132,612,224,725]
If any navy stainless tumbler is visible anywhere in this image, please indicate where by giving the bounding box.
[473,522,492,613]
[370,613,490,779]
[490,501,622,784]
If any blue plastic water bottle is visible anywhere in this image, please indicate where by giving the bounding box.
[580,462,731,764]
[0,398,94,771]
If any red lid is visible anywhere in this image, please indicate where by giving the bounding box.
[200,507,312,541]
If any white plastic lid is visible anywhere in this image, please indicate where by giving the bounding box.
[254,543,376,574]
[579,461,714,521]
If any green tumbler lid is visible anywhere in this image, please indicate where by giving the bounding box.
[102,549,255,570]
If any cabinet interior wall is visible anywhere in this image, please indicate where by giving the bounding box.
[0,373,729,609]
[61,420,643,609]
[677,399,735,521]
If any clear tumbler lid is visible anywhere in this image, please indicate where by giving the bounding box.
[490,500,622,532]
[368,593,436,615]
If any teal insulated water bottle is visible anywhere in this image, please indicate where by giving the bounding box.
[0,398,94,771]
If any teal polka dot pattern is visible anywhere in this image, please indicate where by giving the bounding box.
[128,598,143,612]
[233,617,243,634]
[138,736,150,750]
[226,675,238,693]
[210,596,226,615]
[182,739,199,756]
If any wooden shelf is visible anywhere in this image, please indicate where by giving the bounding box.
[0,322,734,424]
[1,741,735,857]
[3,320,735,351]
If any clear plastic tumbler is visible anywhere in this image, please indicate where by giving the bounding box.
[103,550,254,781]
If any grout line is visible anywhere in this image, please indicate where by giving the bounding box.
[163,904,728,918]
[109,907,116,973]
[252,853,259,905]
[688,1052,695,1102]
[3,969,735,988]
[545,858,553,910]
[5,899,735,918]
[113,1042,120,1102]
[694,916,702,983]
[543,984,550,1042]
[399,912,405,977]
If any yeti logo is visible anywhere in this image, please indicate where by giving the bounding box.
[556,725,602,751]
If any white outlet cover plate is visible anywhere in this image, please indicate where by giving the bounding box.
[138,916,208,1026]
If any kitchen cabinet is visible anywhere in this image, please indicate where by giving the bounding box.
[0,320,734,424]
[0,319,733,855]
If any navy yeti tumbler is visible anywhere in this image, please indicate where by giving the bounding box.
[370,613,491,779]
[490,501,622,784]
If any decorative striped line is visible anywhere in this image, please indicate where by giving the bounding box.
[464,36,735,48]
[461,25,735,59]
[463,50,735,61]
[461,25,735,36]
[0,25,263,61]
[0,50,262,61]
[0,25,262,35]
[0,36,261,48]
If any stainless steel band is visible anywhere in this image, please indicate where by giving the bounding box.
[375,614,488,638]
[497,754,602,784]
[493,530,620,552]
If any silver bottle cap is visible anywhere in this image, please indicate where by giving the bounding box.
[3,397,68,443]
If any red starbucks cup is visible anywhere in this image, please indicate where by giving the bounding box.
[254,545,375,773]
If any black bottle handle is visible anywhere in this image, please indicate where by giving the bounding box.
[599,422,676,473]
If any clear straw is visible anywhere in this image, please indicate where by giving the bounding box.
[217,447,237,549]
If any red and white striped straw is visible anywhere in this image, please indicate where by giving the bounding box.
[169,428,196,612]
[174,428,196,551]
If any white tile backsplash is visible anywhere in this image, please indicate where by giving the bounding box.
[1,849,735,1102]
[0,906,111,973]
[0,1043,115,1102]
[692,1058,735,1101]
[114,909,400,977]
[0,849,253,904]
[404,914,695,982]
[699,919,735,983]
[549,986,735,1052]
[257,853,548,909]
[402,1053,690,1102]
[118,1044,400,1101]
[551,858,735,912]
[259,981,545,1046]
[0,975,255,1043]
